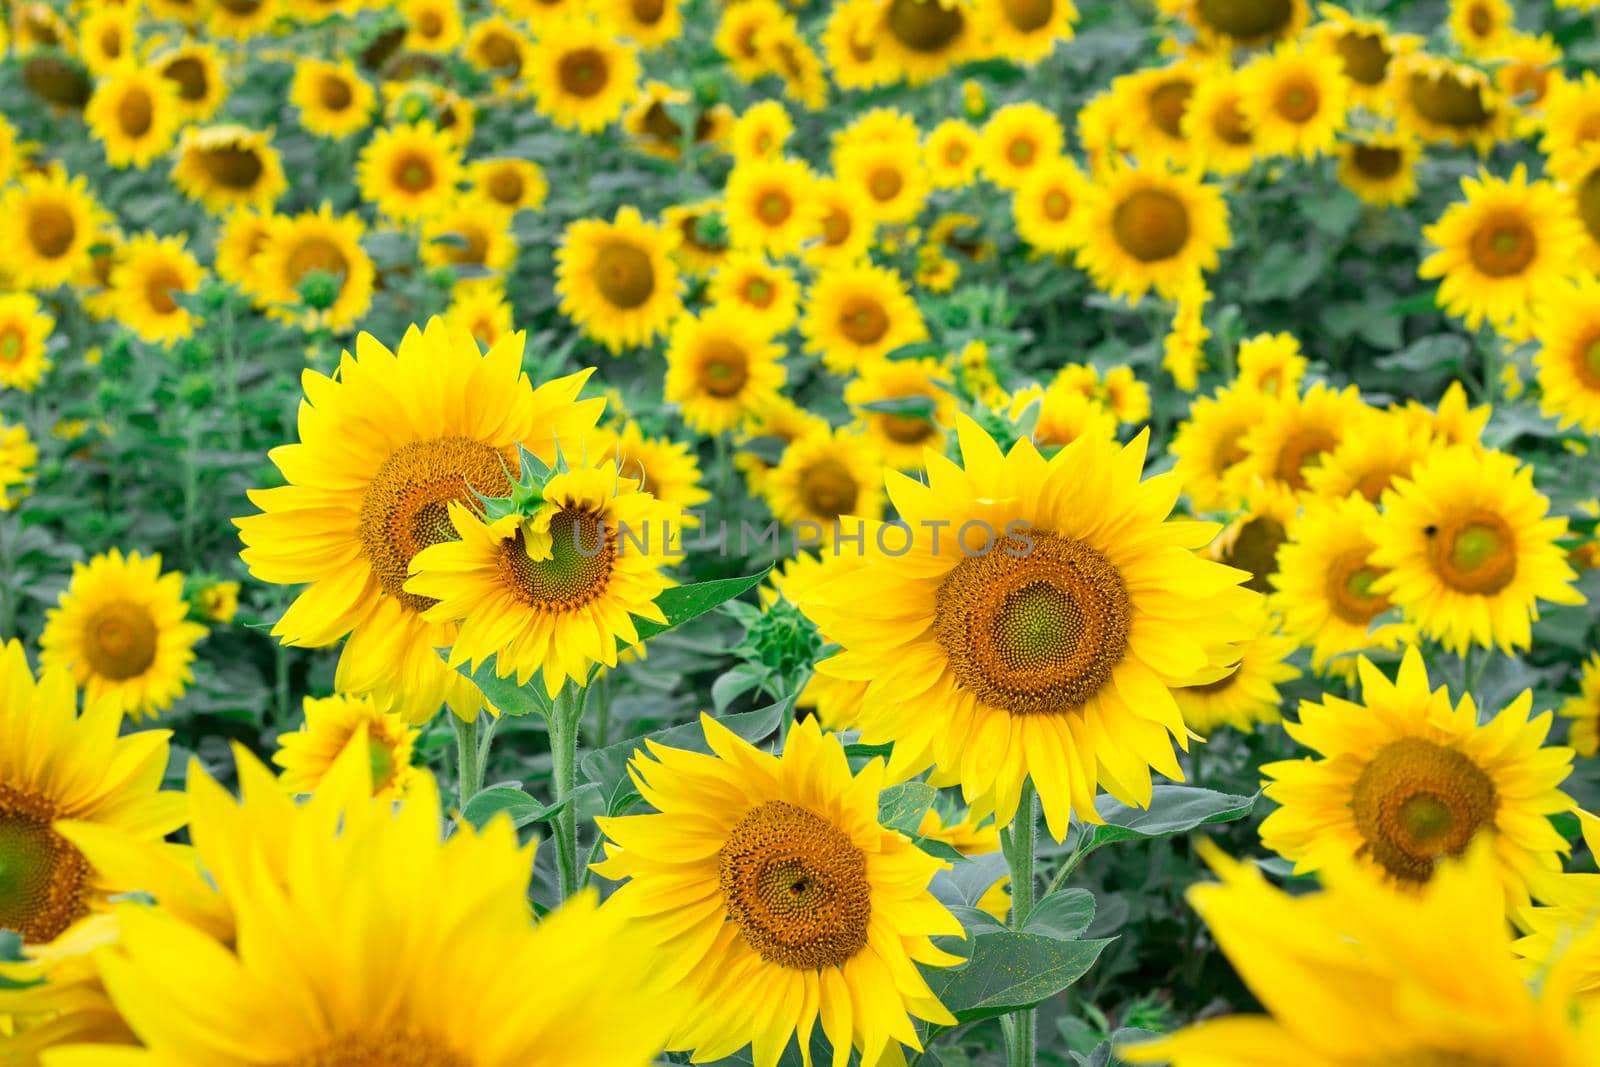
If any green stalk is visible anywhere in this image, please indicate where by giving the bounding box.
[452,712,482,810]
[549,681,589,903]
[1001,781,1039,1067]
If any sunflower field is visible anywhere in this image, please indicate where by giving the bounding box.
[8,0,1600,1062]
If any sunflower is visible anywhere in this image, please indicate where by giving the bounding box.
[822,0,895,90]
[844,356,957,470]
[923,118,982,188]
[39,549,207,722]
[419,194,516,277]
[445,277,515,349]
[1397,380,1492,451]
[1367,445,1581,654]
[288,59,376,139]
[598,420,711,524]
[1534,277,1600,434]
[1174,603,1298,735]
[662,198,731,275]
[556,206,682,354]
[664,306,786,434]
[1238,43,1348,159]
[1233,330,1305,396]
[155,44,226,122]
[1337,131,1421,206]
[729,99,791,162]
[1563,148,1600,273]
[723,156,823,255]
[1515,810,1600,1007]
[714,0,788,81]
[401,0,462,52]
[1542,74,1600,180]
[1208,486,1298,596]
[0,641,184,949]
[170,125,287,214]
[1309,5,1417,108]
[526,19,639,133]
[50,753,667,1067]
[1395,52,1508,151]
[1225,383,1370,509]
[384,79,477,148]
[609,0,682,48]
[1123,842,1598,1067]
[469,157,548,213]
[84,68,178,171]
[206,0,278,39]
[274,692,420,799]
[1169,384,1267,512]
[805,178,877,268]
[1496,33,1563,133]
[249,203,375,332]
[77,6,136,74]
[356,120,464,223]
[464,16,530,89]
[0,292,55,392]
[235,320,605,723]
[1450,0,1513,56]
[984,0,1076,64]
[111,233,203,347]
[875,0,984,85]
[802,262,928,375]
[979,101,1064,191]
[1009,154,1087,255]
[1072,164,1231,303]
[707,253,799,338]
[0,115,18,186]
[760,23,829,111]
[1162,279,1211,391]
[1,169,108,290]
[1271,495,1410,675]
[1013,381,1118,450]
[736,396,831,494]
[1183,68,1259,176]
[797,418,1257,840]
[1261,647,1574,904]
[1163,0,1309,49]
[1420,165,1584,335]
[0,419,37,510]
[1301,406,1437,506]
[623,88,731,163]
[1108,61,1199,168]
[763,428,886,547]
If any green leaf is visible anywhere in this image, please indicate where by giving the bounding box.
[451,657,556,718]
[580,699,787,806]
[925,931,1113,1023]
[858,395,938,419]
[1022,888,1096,940]
[877,781,937,835]
[1375,333,1468,374]
[460,783,602,829]
[631,570,771,646]
[1081,786,1257,850]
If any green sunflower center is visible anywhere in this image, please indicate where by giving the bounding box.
[698,340,750,399]
[936,530,1132,715]
[1194,0,1293,39]
[1426,510,1517,595]
[497,510,613,611]
[1111,188,1191,263]
[742,277,774,307]
[885,0,964,53]
[1222,515,1287,595]
[198,144,265,190]
[1351,736,1498,883]
[557,47,606,97]
[116,86,155,137]
[592,239,656,309]
[0,783,90,945]
[282,1032,471,1067]
[1042,188,1073,221]
[1001,0,1053,33]
[1326,551,1390,626]
[27,202,76,260]
[757,189,793,226]
[1006,136,1037,167]
[798,459,859,519]
[0,330,23,365]
[718,800,871,971]
[1335,30,1391,86]
[358,436,513,612]
[84,599,159,681]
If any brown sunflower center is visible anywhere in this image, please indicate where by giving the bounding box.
[1274,426,1337,490]
[821,206,852,246]
[698,340,750,398]
[757,188,793,225]
[1112,188,1190,262]
[117,86,154,137]
[477,31,522,74]
[1352,143,1403,179]
[936,530,1131,715]
[1194,0,1293,39]
[199,144,265,189]
[592,240,656,309]
[631,0,666,25]
[1325,549,1390,625]
[1507,65,1548,103]
[741,276,774,308]
[0,330,23,365]
[1575,333,1600,390]
[496,511,613,611]
[1407,69,1492,128]
[880,411,936,444]
[1149,79,1193,139]
[358,436,513,611]
[1210,427,1249,474]
[219,0,266,12]
[868,165,904,201]
[1383,1053,1506,1067]
[285,236,350,287]
[318,73,354,111]
[1042,188,1073,222]
[393,151,436,194]
[839,296,889,346]
[1336,30,1391,86]
[486,167,524,206]
[558,47,607,97]
[1211,96,1252,144]
[718,800,871,970]
[1352,736,1498,883]
[1221,515,1287,594]
[1276,78,1319,122]
[0,784,91,945]
[279,1032,471,1067]
[99,27,124,58]
[1576,167,1600,245]
[1468,213,1536,277]
[83,599,159,681]
[1466,3,1493,37]
[799,459,859,518]
[1426,510,1517,595]
[886,0,964,52]
[162,57,209,102]
[415,9,444,37]
[27,202,76,259]
[1001,0,1053,32]
[143,264,185,316]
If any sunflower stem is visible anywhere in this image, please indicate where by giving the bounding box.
[1001,781,1039,1067]
[452,712,482,810]
[549,680,589,903]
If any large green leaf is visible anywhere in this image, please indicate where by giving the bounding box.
[877,781,937,835]
[460,782,601,830]
[631,570,771,645]
[926,931,1113,1023]
[1022,888,1096,941]
[454,657,555,719]
[1078,786,1257,850]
